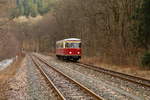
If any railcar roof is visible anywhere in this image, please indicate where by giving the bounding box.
[64,38,81,41]
[56,38,81,43]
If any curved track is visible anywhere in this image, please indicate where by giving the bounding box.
[76,62,150,88]
[31,55,104,100]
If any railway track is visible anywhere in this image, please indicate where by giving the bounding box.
[31,55,104,100]
[76,62,150,88]
[31,56,65,100]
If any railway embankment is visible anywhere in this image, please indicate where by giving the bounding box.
[35,53,150,100]
[0,55,57,100]
[0,56,23,100]
[45,53,150,80]
[80,57,150,80]
[0,53,149,100]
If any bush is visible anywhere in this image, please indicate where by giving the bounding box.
[141,52,150,68]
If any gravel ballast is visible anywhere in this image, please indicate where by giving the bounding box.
[4,55,57,100]
[36,54,148,100]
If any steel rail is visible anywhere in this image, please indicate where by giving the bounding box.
[33,54,105,100]
[30,56,66,100]
[76,62,150,88]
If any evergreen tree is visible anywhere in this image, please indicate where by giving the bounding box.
[30,3,38,17]
[132,0,150,50]
[19,3,24,15]
[13,0,55,17]
[16,0,20,5]
[23,0,30,16]
[37,0,44,15]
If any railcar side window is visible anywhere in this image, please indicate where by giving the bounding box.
[65,43,69,48]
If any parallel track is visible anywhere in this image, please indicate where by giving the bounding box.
[31,55,104,100]
[31,56,65,100]
[76,62,150,88]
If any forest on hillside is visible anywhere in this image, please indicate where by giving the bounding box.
[12,0,55,17]
[53,0,150,66]
[0,0,150,67]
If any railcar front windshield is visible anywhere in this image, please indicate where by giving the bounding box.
[65,42,81,48]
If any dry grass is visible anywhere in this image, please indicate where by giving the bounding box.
[81,57,150,80]
[0,56,24,81]
[0,56,24,100]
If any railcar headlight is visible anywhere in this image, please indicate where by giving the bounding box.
[77,52,80,54]
[69,52,72,54]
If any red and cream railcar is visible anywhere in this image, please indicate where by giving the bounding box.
[56,38,81,61]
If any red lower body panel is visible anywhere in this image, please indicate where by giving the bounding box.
[56,48,81,56]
